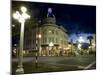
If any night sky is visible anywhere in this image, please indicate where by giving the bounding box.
[12,1,96,44]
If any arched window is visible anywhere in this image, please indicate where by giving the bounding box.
[48,29,55,34]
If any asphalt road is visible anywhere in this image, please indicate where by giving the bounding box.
[12,54,96,74]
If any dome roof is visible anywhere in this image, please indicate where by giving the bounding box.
[43,17,56,24]
[42,8,67,33]
[43,8,56,24]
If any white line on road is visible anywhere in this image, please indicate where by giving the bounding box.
[45,63,85,69]
[84,61,96,70]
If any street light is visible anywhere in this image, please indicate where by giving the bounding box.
[78,36,84,43]
[78,43,82,50]
[38,34,42,55]
[14,44,17,47]
[78,36,84,50]
[35,33,42,66]
[12,24,15,27]
[49,42,54,47]
[13,6,30,73]
[38,34,42,38]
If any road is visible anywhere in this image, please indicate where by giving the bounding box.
[12,54,96,74]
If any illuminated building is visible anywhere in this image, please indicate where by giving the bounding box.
[24,8,68,56]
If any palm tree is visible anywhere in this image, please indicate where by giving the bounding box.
[87,36,93,45]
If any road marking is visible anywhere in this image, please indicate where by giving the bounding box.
[77,66,85,69]
[45,63,85,69]
[45,62,96,70]
[84,61,96,69]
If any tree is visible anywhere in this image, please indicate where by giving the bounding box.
[87,36,93,46]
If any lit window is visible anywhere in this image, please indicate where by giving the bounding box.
[49,30,52,33]
[48,30,55,34]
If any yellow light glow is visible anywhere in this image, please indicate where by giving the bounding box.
[22,13,30,19]
[49,30,52,33]
[19,17,25,23]
[12,24,15,27]
[38,34,42,38]
[78,36,84,43]
[13,11,20,19]
[64,47,69,50]
[13,7,30,23]
[89,46,91,48]
[68,44,71,48]
[66,47,70,50]
[18,13,30,23]
[64,48,66,49]
[59,46,61,49]
[49,42,54,47]
[21,6,27,13]
[92,43,95,47]
[78,43,82,49]
[23,51,26,54]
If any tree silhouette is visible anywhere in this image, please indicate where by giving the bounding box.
[87,35,93,45]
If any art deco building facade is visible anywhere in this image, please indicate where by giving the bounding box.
[24,8,68,56]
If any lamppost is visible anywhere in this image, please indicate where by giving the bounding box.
[13,6,30,73]
[78,36,84,55]
[38,33,42,56]
[35,33,41,68]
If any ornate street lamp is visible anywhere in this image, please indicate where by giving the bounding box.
[13,6,30,73]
